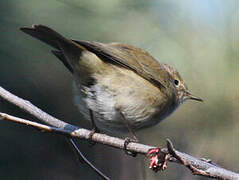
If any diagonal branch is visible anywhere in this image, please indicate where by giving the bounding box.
[0,86,239,180]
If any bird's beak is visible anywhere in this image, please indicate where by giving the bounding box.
[185,91,203,102]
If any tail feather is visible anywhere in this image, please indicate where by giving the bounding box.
[20,24,69,50]
[20,24,86,73]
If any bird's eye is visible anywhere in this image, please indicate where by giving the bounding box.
[174,79,179,86]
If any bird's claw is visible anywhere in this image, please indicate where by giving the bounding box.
[124,137,138,157]
[87,127,100,146]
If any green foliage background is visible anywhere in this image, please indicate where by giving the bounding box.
[0,0,239,179]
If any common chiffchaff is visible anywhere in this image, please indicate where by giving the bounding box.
[20,25,202,138]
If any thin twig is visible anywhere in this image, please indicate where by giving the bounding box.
[68,138,111,180]
[1,86,239,179]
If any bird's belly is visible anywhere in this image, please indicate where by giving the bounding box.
[74,84,155,132]
[73,65,167,133]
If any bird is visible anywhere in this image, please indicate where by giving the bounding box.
[20,25,202,144]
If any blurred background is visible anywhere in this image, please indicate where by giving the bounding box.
[0,0,239,179]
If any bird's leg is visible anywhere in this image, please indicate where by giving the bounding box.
[88,109,100,142]
[119,111,138,157]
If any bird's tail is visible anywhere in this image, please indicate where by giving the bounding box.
[20,24,86,73]
[20,24,72,50]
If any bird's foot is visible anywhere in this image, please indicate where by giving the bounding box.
[124,137,138,157]
[148,148,168,172]
[87,127,100,146]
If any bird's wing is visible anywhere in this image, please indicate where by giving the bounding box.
[73,40,171,89]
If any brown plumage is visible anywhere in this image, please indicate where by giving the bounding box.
[20,25,202,133]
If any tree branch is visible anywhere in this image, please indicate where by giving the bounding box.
[0,86,239,180]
